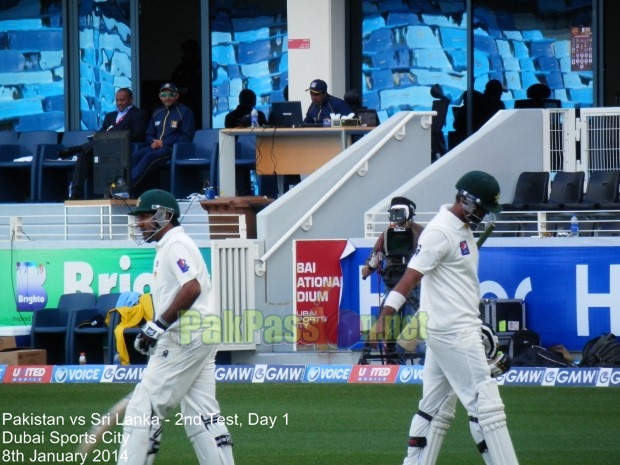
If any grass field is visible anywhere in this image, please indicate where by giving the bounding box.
[0,383,617,464]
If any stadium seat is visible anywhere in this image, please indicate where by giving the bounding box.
[0,130,18,145]
[405,25,442,49]
[31,292,97,365]
[170,129,219,199]
[564,171,620,210]
[0,130,57,202]
[502,171,550,211]
[531,171,585,210]
[68,293,121,364]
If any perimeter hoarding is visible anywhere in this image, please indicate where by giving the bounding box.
[0,246,211,327]
[296,238,620,352]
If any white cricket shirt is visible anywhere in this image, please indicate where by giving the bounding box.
[408,205,482,334]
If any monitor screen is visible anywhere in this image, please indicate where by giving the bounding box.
[269,101,303,128]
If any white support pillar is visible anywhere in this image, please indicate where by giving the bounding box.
[286,0,347,106]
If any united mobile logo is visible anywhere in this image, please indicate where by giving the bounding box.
[5,366,52,383]
[349,365,399,383]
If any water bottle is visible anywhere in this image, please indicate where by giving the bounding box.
[570,215,579,237]
[250,108,259,128]
[79,352,87,365]
[113,352,121,365]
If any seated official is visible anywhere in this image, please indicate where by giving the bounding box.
[303,79,353,125]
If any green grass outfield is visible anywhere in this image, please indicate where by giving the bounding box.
[0,383,617,464]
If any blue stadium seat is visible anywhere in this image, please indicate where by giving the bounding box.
[512,40,530,59]
[247,76,273,96]
[413,48,453,71]
[520,71,541,90]
[473,50,490,75]
[530,40,554,58]
[237,39,272,65]
[36,131,91,202]
[406,25,442,49]
[363,14,385,37]
[7,29,63,51]
[474,34,498,56]
[537,56,560,72]
[519,57,536,71]
[363,28,394,54]
[544,72,564,90]
[490,54,503,71]
[503,56,521,71]
[0,50,26,73]
[386,12,421,27]
[0,130,58,202]
[495,38,512,58]
[212,44,236,66]
[522,30,544,41]
[563,73,584,89]
[438,26,466,50]
[504,71,522,90]
[170,129,219,199]
[446,49,467,72]
[369,69,395,90]
[569,87,593,106]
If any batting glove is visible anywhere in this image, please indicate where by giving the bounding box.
[488,352,511,378]
[134,319,169,356]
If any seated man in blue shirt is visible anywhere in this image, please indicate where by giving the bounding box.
[303,79,353,125]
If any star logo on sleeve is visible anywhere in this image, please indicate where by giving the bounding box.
[177,258,190,272]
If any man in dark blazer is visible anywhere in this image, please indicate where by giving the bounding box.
[60,88,148,199]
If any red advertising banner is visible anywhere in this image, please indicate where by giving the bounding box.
[349,365,400,383]
[294,240,348,349]
[3,365,53,383]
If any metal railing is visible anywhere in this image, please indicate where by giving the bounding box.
[0,212,247,241]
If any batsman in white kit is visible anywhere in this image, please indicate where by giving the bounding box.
[118,189,234,465]
[371,171,519,465]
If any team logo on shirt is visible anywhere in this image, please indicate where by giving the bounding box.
[459,241,470,255]
[413,244,422,256]
[177,258,190,272]
[171,120,179,128]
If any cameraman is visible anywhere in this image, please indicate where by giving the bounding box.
[361,196,424,362]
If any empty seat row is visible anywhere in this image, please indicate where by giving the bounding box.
[503,171,620,212]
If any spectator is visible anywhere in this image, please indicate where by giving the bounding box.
[452,79,507,146]
[59,88,148,200]
[131,83,196,196]
[224,89,267,128]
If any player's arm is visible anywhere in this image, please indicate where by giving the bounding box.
[158,278,201,325]
[135,279,201,355]
[369,267,423,342]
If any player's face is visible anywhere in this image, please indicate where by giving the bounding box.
[133,212,162,243]
[115,91,133,112]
